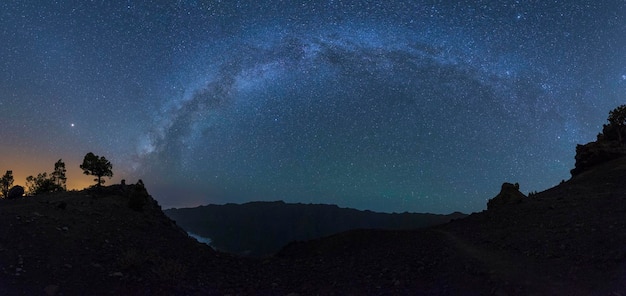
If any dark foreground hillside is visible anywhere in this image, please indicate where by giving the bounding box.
[2,157,626,294]
[266,157,626,295]
[0,185,252,295]
[165,201,466,256]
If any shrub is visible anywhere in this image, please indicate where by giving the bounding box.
[7,185,24,199]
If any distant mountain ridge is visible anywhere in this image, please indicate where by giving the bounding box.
[164,201,466,256]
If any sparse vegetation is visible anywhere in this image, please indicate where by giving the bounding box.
[51,159,67,190]
[26,159,67,195]
[604,104,626,143]
[26,173,59,195]
[80,152,113,186]
[1,170,14,198]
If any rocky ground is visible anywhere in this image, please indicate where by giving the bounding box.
[263,158,626,295]
[0,185,252,295]
[1,157,626,295]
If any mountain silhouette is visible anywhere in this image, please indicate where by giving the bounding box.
[1,157,626,294]
[271,157,626,294]
[164,201,466,256]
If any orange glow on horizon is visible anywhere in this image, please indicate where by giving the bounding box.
[0,150,123,192]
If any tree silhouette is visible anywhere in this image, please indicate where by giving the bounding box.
[80,152,113,186]
[26,159,67,195]
[1,170,14,198]
[605,104,626,144]
[26,172,63,195]
[572,104,626,176]
[51,159,67,190]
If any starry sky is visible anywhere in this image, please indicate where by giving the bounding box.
[1,1,624,214]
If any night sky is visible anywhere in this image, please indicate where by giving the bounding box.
[1,1,624,214]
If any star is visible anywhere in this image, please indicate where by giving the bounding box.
[0,1,622,214]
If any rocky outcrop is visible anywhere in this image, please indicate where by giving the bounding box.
[571,140,626,176]
[487,183,527,210]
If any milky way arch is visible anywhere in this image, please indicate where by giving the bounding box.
[135,21,569,213]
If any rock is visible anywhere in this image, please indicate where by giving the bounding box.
[7,186,24,199]
[44,285,60,296]
[571,140,626,176]
[487,183,527,210]
[109,271,123,277]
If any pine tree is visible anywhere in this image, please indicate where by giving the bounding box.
[80,152,113,186]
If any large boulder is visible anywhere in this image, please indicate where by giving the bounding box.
[487,183,527,210]
[7,185,24,199]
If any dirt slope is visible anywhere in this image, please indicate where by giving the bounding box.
[0,185,248,295]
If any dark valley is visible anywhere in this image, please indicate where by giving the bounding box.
[164,201,466,256]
